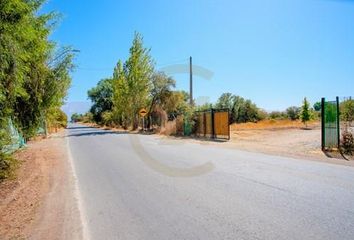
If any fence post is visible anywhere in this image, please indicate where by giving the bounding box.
[228,109,230,140]
[211,108,215,139]
[203,112,206,137]
[336,96,340,149]
[321,98,325,151]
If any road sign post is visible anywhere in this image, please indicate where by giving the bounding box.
[139,108,148,131]
[142,117,145,131]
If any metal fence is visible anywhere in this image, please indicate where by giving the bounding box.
[321,96,354,151]
[321,97,340,150]
[195,108,230,140]
[2,119,26,154]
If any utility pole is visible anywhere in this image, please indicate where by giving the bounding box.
[189,56,193,105]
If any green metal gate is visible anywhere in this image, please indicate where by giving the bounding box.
[321,97,340,150]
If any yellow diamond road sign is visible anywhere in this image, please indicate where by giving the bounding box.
[139,108,148,117]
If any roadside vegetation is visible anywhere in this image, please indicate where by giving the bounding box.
[340,98,354,155]
[76,32,192,130]
[0,0,74,180]
[75,32,324,133]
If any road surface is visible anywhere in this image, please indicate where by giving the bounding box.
[67,123,354,240]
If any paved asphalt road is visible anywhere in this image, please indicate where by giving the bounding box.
[67,123,354,240]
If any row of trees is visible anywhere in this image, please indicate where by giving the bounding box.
[1,0,74,179]
[212,94,316,125]
[86,32,192,129]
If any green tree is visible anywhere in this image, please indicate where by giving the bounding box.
[46,108,68,130]
[300,97,312,127]
[216,93,263,123]
[163,91,190,119]
[286,106,300,120]
[112,60,129,127]
[313,102,321,112]
[0,0,73,178]
[215,93,234,110]
[149,72,175,112]
[71,113,83,122]
[196,103,213,112]
[88,78,114,123]
[111,32,154,129]
[124,32,154,129]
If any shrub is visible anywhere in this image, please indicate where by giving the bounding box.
[215,93,265,123]
[286,106,300,120]
[269,111,287,120]
[340,99,354,124]
[71,113,83,122]
[101,111,114,126]
[47,108,68,130]
[0,153,18,181]
[257,109,268,121]
[82,112,94,123]
[341,131,354,155]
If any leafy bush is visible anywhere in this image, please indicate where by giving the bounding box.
[286,106,300,120]
[341,131,354,155]
[82,112,94,123]
[47,108,68,130]
[340,99,354,124]
[0,153,18,181]
[101,111,114,126]
[257,109,268,121]
[71,113,83,122]
[313,102,321,112]
[269,111,287,120]
[215,93,265,123]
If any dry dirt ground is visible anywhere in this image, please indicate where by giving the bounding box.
[0,131,83,240]
[158,119,353,167]
[227,120,354,166]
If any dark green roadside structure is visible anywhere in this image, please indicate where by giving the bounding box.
[321,97,340,151]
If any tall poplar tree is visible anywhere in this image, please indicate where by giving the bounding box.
[124,32,154,129]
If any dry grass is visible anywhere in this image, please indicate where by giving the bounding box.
[231,119,320,131]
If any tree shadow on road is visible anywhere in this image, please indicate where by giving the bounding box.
[66,126,91,130]
[66,131,129,137]
[65,125,129,137]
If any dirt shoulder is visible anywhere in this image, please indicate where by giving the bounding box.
[0,131,83,240]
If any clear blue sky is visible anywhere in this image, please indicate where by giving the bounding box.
[43,0,354,111]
